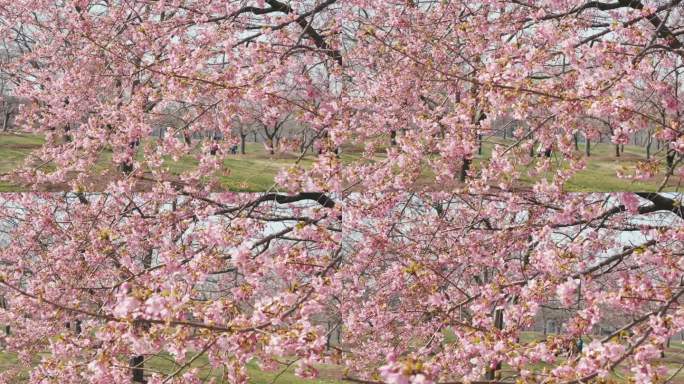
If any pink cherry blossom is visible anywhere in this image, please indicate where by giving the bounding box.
[113,296,141,319]
[556,278,580,307]
[619,192,641,213]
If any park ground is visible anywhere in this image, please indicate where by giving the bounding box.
[0,350,344,383]
[3,332,684,383]
[0,133,316,192]
[0,132,681,192]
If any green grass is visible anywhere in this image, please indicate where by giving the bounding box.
[564,142,681,192]
[442,330,684,383]
[475,138,682,192]
[4,332,684,383]
[0,349,20,373]
[1,132,681,192]
[0,133,314,192]
[0,350,344,383]
[342,136,682,192]
[0,133,45,192]
[145,353,342,384]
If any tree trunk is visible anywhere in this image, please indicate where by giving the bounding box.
[2,111,10,132]
[666,148,676,175]
[65,319,82,334]
[0,296,8,335]
[573,133,579,151]
[129,252,152,383]
[120,140,140,174]
[390,130,397,146]
[485,309,504,380]
[615,144,620,158]
[585,139,591,157]
[661,338,671,358]
[130,355,145,383]
[459,158,470,182]
[121,144,135,175]
[64,124,72,143]
[478,134,483,155]
[646,135,652,160]
[240,134,246,154]
[300,132,307,153]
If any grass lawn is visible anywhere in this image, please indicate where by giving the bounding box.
[443,330,684,383]
[341,137,682,192]
[3,331,684,383]
[1,132,681,192]
[563,142,682,192]
[0,133,45,192]
[0,350,345,383]
[0,132,315,192]
[472,138,682,192]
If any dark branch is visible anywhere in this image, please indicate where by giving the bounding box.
[636,193,684,219]
[264,0,342,64]
[255,192,336,208]
[617,0,683,50]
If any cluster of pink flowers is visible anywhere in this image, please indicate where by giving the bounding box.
[556,278,580,307]
[379,354,435,384]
